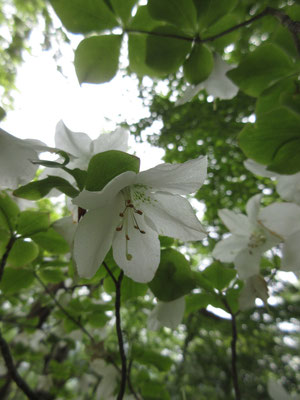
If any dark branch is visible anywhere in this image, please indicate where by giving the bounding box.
[115,270,127,400]
[102,261,118,285]
[0,236,15,283]
[34,272,96,344]
[127,359,141,400]
[126,7,300,56]
[223,299,241,400]
[0,327,42,400]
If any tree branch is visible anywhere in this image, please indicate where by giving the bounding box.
[34,272,96,344]
[125,7,300,55]
[223,299,241,400]
[0,236,15,283]
[127,359,141,400]
[0,327,41,400]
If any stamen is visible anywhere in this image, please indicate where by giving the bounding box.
[119,212,124,217]
[135,209,143,215]
[126,253,132,261]
[140,230,146,234]
[126,234,130,241]
[116,225,123,231]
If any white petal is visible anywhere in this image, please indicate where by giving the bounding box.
[282,231,300,274]
[218,209,251,236]
[175,83,203,106]
[92,127,129,154]
[277,173,300,205]
[112,215,160,283]
[52,216,77,247]
[268,380,291,400]
[259,202,300,239]
[203,54,238,100]
[55,120,92,158]
[73,171,137,209]
[148,297,185,330]
[0,128,39,189]
[141,192,206,241]
[246,194,263,224]
[73,196,121,278]
[239,275,268,310]
[212,235,248,263]
[136,156,207,195]
[234,248,261,280]
[244,159,276,178]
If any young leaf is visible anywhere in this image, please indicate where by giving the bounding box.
[109,0,137,25]
[85,150,140,191]
[0,191,20,232]
[17,210,50,236]
[202,262,236,291]
[13,176,79,200]
[183,43,214,84]
[31,228,70,254]
[50,0,118,33]
[74,35,122,84]
[7,239,39,267]
[0,267,35,294]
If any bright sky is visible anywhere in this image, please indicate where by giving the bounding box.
[1,16,164,171]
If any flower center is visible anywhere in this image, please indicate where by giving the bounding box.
[115,189,146,261]
[248,229,266,253]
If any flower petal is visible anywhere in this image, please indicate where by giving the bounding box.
[148,297,185,330]
[92,127,129,154]
[136,156,207,195]
[277,173,300,205]
[55,120,92,158]
[175,83,203,106]
[112,215,160,283]
[268,380,291,400]
[246,194,263,224]
[212,235,248,263]
[52,216,77,247]
[218,209,251,236]
[203,54,238,100]
[234,248,261,280]
[73,171,137,210]
[259,202,300,239]
[73,196,122,279]
[0,128,39,189]
[141,191,206,241]
[239,275,268,310]
[282,230,300,274]
[244,159,276,178]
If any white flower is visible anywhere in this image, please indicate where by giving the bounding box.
[259,202,300,276]
[72,156,207,283]
[212,194,282,280]
[0,128,51,189]
[268,379,300,400]
[244,159,300,205]
[176,54,238,105]
[147,297,185,330]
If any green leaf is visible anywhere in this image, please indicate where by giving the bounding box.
[194,0,237,30]
[202,14,241,51]
[50,0,118,33]
[132,345,172,371]
[149,249,196,301]
[0,267,35,294]
[202,262,236,291]
[140,380,170,400]
[159,236,174,247]
[185,293,210,315]
[17,210,50,236]
[109,0,137,25]
[0,106,6,121]
[148,0,197,35]
[239,107,300,174]
[227,43,296,97]
[38,268,65,283]
[13,176,79,200]
[85,150,140,191]
[7,239,39,267]
[146,25,192,75]
[121,275,148,301]
[183,43,214,84]
[31,228,70,254]
[74,35,122,84]
[63,167,87,191]
[0,191,20,232]
[87,312,109,328]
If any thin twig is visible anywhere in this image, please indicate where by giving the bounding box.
[34,272,96,344]
[102,261,118,285]
[127,359,141,400]
[125,7,300,56]
[0,327,40,400]
[0,236,15,283]
[115,270,127,400]
[223,299,241,400]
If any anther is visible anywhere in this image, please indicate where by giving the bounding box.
[128,204,134,208]
[116,226,123,232]
[140,230,146,234]
[126,234,130,240]
[119,212,124,217]
[135,210,143,215]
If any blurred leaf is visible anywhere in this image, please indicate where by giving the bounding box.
[202,262,236,291]
[183,43,214,84]
[132,345,172,371]
[0,267,35,294]
[74,35,122,84]
[38,268,65,283]
[31,228,70,254]
[0,191,20,232]
[7,239,39,267]
[17,210,50,236]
